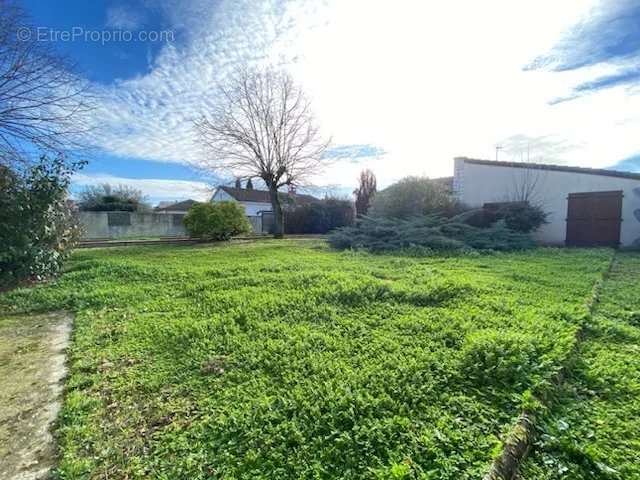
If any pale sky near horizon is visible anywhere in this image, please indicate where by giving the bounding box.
[24,0,640,203]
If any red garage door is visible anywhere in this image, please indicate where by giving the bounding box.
[566,190,622,247]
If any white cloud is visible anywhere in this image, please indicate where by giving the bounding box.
[72,173,212,203]
[105,6,144,30]
[86,0,640,190]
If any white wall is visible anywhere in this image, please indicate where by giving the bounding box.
[211,189,273,216]
[453,158,640,246]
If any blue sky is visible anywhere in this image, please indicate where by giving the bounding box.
[23,0,174,83]
[20,0,640,204]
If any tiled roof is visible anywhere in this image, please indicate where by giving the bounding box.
[155,199,197,212]
[217,186,319,204]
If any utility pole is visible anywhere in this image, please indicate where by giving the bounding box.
[495,145,502,161]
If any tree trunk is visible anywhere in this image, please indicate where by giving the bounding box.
[269,187,284,238]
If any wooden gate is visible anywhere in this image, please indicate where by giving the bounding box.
[566,190,623,247]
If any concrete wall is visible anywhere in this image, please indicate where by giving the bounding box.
[211,189,273,216]
[453,158,640,246]
[79,212,186,239]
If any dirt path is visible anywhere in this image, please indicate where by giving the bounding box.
[0,312,72,480]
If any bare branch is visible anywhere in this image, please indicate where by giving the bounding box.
[193,66,331,237]
[0,0,95,168]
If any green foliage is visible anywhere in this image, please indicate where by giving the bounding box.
[461,330,546,391]
[0,156,82,288]
[464,202,548,233]
[183,201,251,240]
[520,252,640,480]
[500,203,548,233]
[369,176,460,218]
[328,215,534,252]
[285,197,355,234]
[78,183,150,212]
[0,241,615,479]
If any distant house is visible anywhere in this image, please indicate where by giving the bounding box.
[154,199,197,214]
[211,184,318,233]
[452,157,640,247]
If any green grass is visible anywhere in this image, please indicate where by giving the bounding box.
[521,252,640,480]
[0,240,619,479]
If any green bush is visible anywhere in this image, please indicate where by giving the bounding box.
[285,197,355,234]
[369,176,460,218]
[463,202,548,233]
[0,156,82,288]
[328,214,534,252]
[78,184,150,212]
[184,201,251,240]
[499,202,548,233]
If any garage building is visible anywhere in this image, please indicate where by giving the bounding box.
[452,157,640,247]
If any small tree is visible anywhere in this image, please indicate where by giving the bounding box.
[245,178,254,190]
[353,169,377,216]
[235,178,242,189]
[508,165,546,204]
[184,202,250,240]
[370,176,460,219]
[195,66,331,238]
[78,184,150,212]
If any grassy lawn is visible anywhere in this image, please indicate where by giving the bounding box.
[0,240,624,479]
[521,252,640,479]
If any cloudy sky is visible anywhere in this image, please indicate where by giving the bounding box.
[23,0,640,204]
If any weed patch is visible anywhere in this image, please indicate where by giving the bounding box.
[520,252,640,480]
[0,240,616,479]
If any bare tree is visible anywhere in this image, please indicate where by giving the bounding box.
[509,165,546,204]
[194,66,331,237]
[0,1,93,168]
[353,169,376,216]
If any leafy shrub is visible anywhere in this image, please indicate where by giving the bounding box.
[0,156,82,288]
[369,176,461,218]
[78,183,150,212]
[285,197,355,234]
[464,202,548,233]
[184,201,250,240]
[499,202,548,233]
[328,214,534,252]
